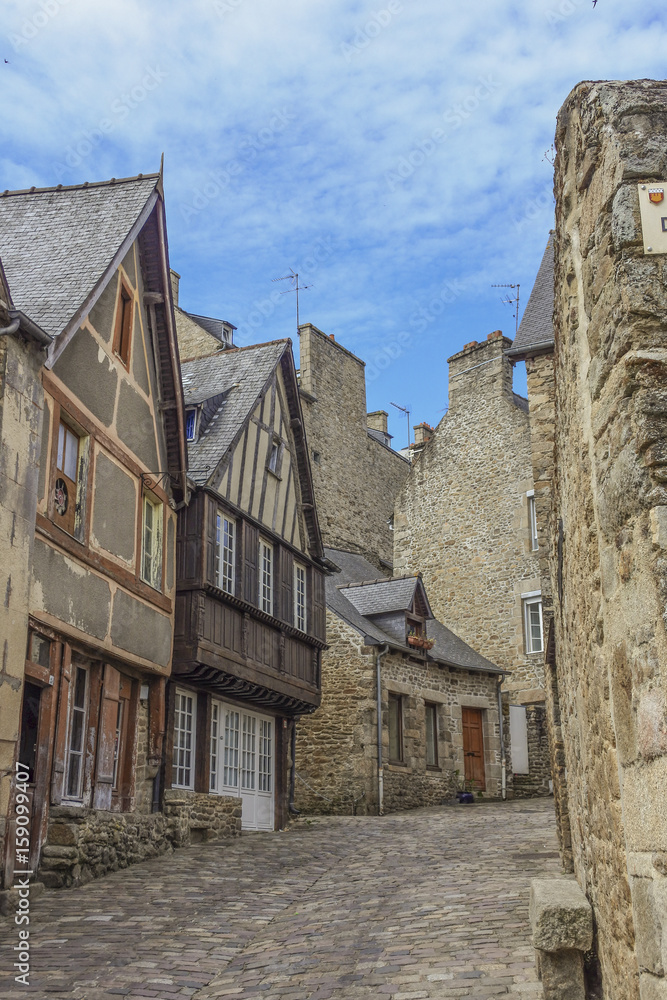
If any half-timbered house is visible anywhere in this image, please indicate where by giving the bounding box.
[172,338,327,831]
[0,172,202,890]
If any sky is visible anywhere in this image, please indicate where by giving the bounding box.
[2,0,666,447]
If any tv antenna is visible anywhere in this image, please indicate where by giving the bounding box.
[492,283,520,335]
[390,401,411,458]
[272,269,312,335]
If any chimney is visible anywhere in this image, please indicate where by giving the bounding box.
[170,269,181,307]
[447,330,514,412]
[367,410,388,434]
[413,422,433,446]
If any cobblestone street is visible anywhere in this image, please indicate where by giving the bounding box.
[1,800,560,1000]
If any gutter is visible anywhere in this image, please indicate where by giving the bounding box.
[375,644,389,816]
[1,310,53,347]
[497,676,507,801]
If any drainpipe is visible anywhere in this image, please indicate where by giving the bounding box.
[2,310,53,347]
[497,675,507,801]
[375,644,389,816]
[289,716,300,816]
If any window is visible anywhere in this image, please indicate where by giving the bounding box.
[267,438,282,475]
[65,664,88,799]
[240,714,256,790]
[113,283,133,367]
[388,692,403,763]
[425,702,438,767]
[54,419,81,536]
[185,409,197,442]
[223,708,240,787]
[216,513,236,595]
[258,719,272,792]
[523,596,544,653]
[172,690,195,788]
[528,491,539,551]
[210,701,219,792]
[259,539,273,614]
[141,493,163,590]
[294,563,307,632]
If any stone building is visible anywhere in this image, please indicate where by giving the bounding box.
[393,331,551,797]
[540,79,667,1000]
[298,322,409,568]
[295,549,506,815]
[0,172,241,893]
[171,333,327,831]
[0,262,51,892]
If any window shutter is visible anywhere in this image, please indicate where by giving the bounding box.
[93,664,122,810]
[311,568,326,642]
[50,644,72,805]
[205,497,218,586]
[280,547,293,625]
[243,521,259,604]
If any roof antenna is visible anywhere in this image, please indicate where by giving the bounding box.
[272,269,313,336]
[390,401,411,459]
[491,283,520,335]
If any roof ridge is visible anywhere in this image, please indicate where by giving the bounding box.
[338,573,420,590]
[180,339,290,367]
[0,172,160,198]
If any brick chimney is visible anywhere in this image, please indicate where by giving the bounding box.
[447,330,514,412]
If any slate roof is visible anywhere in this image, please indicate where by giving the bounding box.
[181,341,289,484]
[0,174,159,336]
[186,312,237,337]
[506,232,554,358]
[325,548,503,675]
[340,576,431,618]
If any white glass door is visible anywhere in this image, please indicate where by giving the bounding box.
[211,700,275,831]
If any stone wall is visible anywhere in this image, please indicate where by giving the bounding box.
[294,610,504,815]
[393,332,550,793]
[298,324,409,568]
[37,789,242,889]
[551,79,667,1000]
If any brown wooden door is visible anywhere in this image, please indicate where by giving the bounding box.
[462,707,486,790]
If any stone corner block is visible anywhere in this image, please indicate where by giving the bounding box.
[529,877,593,953]
[641,972,667,1000]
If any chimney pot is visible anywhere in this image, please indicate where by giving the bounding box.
[463,340,478,350]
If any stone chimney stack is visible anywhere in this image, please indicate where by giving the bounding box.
[367,410,388,434]
[447,330,514,412]
[170,269,180,307]
[413,422,433,446]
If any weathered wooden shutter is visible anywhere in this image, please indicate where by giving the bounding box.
[205,496,218,586]
[50,644,72,805]
[93,664,121,810]
[311,567,326,642]
[280,547,293,625]
[243,521,259,605]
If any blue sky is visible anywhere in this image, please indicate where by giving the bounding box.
[2,0,666,446]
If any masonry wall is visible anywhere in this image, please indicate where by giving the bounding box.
[298,324,409,568]
[393,332,550,795]
[551,79,667,1000]
[294,611,504,814]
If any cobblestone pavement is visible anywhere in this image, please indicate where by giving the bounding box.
[0,799,561,1000]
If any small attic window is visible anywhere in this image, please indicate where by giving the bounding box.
[185,409,197,442]
[268,439,282,475]
[113,283,133,367]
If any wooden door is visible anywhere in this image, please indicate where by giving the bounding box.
[462,707,486,790]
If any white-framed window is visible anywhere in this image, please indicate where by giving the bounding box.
[259,539,273,614]
[210,701,219,792]
[268,440,280,473]
[65,663,89,799]
[185,409,197,442]
[294,562,307,632]
[223,707,240,787]
[259,719,273,792]
[527,490,539,551]
[523,595,544,654]
[172,690,195,788]
[216,513,236,595]
[240,713,256,790]
[141,493,163,590]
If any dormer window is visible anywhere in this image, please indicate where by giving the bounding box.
[185,409,197,442]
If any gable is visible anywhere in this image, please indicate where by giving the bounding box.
[215,366,309,552]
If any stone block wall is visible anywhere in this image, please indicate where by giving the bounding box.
[295,610,504,815]
[298,324,409,568]
[551,79,667,1000]
[38,790,241,889]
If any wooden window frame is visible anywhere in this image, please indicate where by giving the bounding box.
[523,595,544,654]
[425,701,439,768]
[63,662,89,801]
[172,689,196,789]
[216,512,236,596]
[293,562,307,633]
[113,280,134,368]
[388,692,404,764]
[141,491,164,591]
[51,410,88,541]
